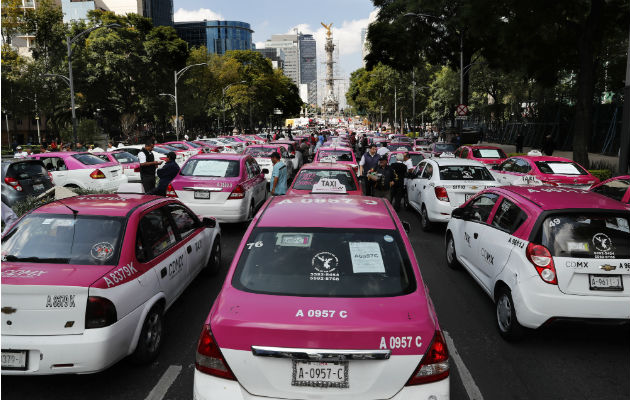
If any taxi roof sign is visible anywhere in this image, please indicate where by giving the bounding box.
[311,178,347,194]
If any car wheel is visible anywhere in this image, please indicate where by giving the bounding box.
[247,201,255,221]
[131,305,163,364]
[205,238,221,276]
[445,232,460,269]
[420,205,432,232]
[496,288,524,341]
[403,191,411,210]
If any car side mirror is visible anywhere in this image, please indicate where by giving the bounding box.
[402,221,411,233]
[492,165,500,170]
[451,208,468,220]
[202,217,217,228]
[261,168,269,174]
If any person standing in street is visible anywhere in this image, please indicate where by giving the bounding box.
[542,134,555,156]
[106,142,116,152]
[377,141,389,157]
[390,153,408,211]
[359,144,380,196]
[138,140,162,193]
[75,142,87,152]
[270,152,288,196]
[151,152,180,196]
[368,155,393,201]
[515,132,524,153]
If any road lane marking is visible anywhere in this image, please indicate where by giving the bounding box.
[443,331,484,400]
[144,364,182,400]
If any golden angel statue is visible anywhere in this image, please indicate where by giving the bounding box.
[321,22,333,38]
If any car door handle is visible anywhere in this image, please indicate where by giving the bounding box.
[160,268,167,278]
[474,233,478,239]
[187,245,192,254]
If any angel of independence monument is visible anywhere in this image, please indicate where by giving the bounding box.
[321,22,339,119]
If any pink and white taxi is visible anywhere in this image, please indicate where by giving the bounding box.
[314,146,358,173]
[1,194,221,374]
[167,154,267,223]
[454,145,507,166]
[491,155,599,189]
[590,175,630,204]
[193,195,450,400]
[446,186,630,340]
[287,163,362,196]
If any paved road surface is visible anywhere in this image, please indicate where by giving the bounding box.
[3,211,629,400]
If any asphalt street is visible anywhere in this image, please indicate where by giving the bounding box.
[2,211,629,400]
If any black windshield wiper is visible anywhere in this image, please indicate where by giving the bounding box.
[3,255,70,263]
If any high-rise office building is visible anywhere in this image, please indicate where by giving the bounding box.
[255,48,286,70]
[175,20,253,54]
[264,33,317,105]
[61,0,173,26]
[360,27,368,67]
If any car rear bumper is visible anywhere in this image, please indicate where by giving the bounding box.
[186,198,249,223]
[426,201,454,223]
[512,275,630,329]
[193,370,449,400]
[1,305,142,375]
[85,175,128,191]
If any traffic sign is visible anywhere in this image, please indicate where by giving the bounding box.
[456,104,469,116]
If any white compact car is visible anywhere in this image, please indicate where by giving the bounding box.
[406,157,499,231]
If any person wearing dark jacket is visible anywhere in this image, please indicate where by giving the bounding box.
[542,134,555,156]
[390,153,408,211]
[151,152,180,196]
[515,132,524,153]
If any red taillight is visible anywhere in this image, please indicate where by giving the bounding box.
[85,296,117,329]
[47,171,54,184]
[228,184,245,199]
[4,177,23,191]
[195,325,235,380]
[526,243,558,284]
[89,169,106,179]
[434,186,449,202]
[406,330,449,385]
[133,167,140,173]
[166,184,177,197]
[160,157,169,161]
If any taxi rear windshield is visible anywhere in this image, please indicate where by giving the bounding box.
[111,152,138,164]
[244,147,275,157]
[439,165,494,180]
[180,159,240,177]
[472,148,506,159]
[434,143,458,152]
[540,214,630,259]
[2,214,124,265]
[535,161,587,175]
[232,228,416,297]
[292,169,357,191]
[73,154,108,165]
[317,150,354,162]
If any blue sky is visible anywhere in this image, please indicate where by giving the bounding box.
[173,0,378,104]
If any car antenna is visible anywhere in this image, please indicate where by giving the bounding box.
[55,198,79,218]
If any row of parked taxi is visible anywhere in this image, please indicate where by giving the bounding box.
[1,130,629,400]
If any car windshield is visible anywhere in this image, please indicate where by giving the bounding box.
[6,161,47,179]
[535,161,587,175]
[168,143,188,150]
[409,154,425,165]
[435,143,458,152]
[292,169,357,191]
[317,150,354,162]
[186,141,201,148]
[180,159,240,177]
[232,228,416,297]
[111,152,138,164]
[439,165,495,180]
[157,144,180,151]
[152,146,169,154]
[472,148,506,158]
[2,214,124,265]
[540,214,630,259]
[72,154,108,165]
[388,144,413,151]
[244,147,276,157]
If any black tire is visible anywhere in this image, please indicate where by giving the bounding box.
[403,190,411,210]
[246,201,255,221]
[445,232,460,269]
[496,288,525,341]
[420,205,432,232]
[131,305,164,364]
[205,239,221,276]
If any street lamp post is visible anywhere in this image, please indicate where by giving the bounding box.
[160,63,207,140]
[222,81,246,135]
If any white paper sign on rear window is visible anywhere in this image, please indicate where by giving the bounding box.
[193,161,229,177]
[349,242,385,273]
[548,163,581,175]
[312,178,347,194]
[478,149,501,158]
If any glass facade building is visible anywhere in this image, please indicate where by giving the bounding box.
[175,20,253,54]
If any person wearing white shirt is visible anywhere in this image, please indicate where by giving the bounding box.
[403,152,414,172]
[376,142,389,156]
[106,142,116,152]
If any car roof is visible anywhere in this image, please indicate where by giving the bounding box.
[494,186,630,211]
[32,194,165,217]
[511,155,573,163]
[427,158,484,166]
[257,195,395,229]
[30,151,80,157]
[318,146,353,151]
[466,145,503,150]
[247,144,282,148]
[189,153,247,161]
[298,162,354,171]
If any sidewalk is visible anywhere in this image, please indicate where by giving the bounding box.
[483,142,620,169]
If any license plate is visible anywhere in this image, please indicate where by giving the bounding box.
[1,350,28,370]
[465,193,475,201]
[194,191,211,199]
[291,360,348,388]
[33,184,44,191]
[589,274,623,291]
